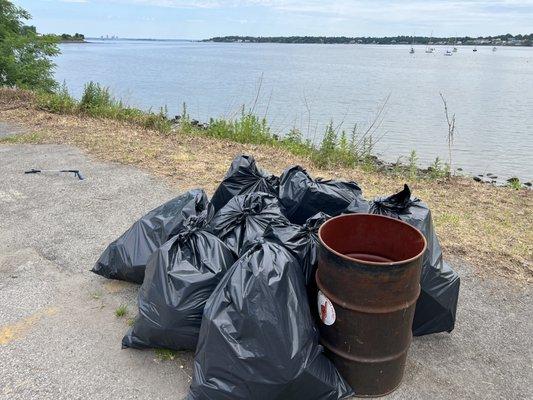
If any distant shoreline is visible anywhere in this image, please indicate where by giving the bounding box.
[203,34,532,47]
[80,37,532,47]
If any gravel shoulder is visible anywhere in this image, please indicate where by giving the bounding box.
[0,143,532,400]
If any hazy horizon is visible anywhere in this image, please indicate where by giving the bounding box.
[13,1,533,40]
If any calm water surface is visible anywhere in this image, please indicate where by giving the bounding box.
[55,40,533,181]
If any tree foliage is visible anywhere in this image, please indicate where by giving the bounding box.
[206,34,533,46]
[0,0,59,91]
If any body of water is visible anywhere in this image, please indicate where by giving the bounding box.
[54,40,533,182]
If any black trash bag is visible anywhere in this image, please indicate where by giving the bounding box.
[279,165,362,225]
[210,154,280,212]
[122,209,236,351]
[187,239,353,400]
[344,184,460,336]
[264,212,330,287]
[92,189,209,284]
[209,191,291,256]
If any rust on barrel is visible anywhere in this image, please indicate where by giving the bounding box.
[316,213,427,397]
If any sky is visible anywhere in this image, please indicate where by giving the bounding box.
[13,0,533,39]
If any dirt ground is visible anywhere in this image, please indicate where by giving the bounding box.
[0,143,531,400]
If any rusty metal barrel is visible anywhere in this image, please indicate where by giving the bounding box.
[316,214,427,397]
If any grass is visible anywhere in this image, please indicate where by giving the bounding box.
[6,84,458,178]
[35,82,172,134]
[0,87,531,283]
[155,348,178,361]
[115,305,128,318]
[508,177,521,190]
[90,291,102,300]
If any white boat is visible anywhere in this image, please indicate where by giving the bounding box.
[409,47,415,54]
[445,49,453,56]
[473,46,478,52]
[425,32,435,53]
[492,46,497,52]
[452,47,458,52]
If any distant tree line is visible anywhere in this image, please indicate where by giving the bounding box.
[204,34,532,46]
[58,33,85,42]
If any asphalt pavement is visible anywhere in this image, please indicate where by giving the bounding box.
[0,143,531,400]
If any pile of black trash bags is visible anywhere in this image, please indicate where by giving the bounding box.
[93,154,460,399]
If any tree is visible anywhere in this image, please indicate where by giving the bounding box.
[0,0,59,91]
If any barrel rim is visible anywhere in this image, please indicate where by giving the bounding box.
[318,213,427,266]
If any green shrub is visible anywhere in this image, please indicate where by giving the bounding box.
[36,82,77,113]
[79,82,115,112]
[206,108,275,145]
[0,0,60,92]
[280,128,314,157]
[428,157,449,179]
[141,106,172,133]
[311,122,337,167]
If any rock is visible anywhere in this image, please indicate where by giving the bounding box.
[473,176,482,182]
[524,182,532,187]
[457,168,463,171]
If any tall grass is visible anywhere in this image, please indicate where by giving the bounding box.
[30,83,452,178]
[206,107,275,145]
[36,82,172,133]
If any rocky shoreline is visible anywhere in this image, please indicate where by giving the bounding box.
[169,115,532,189]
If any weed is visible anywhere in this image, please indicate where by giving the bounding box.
[280,129,313,157]
[36,82,77,114]
[155,348,178,361]
[90,291,102,300]
[508,177,521,190]
[408,150,418,180]
[206,107,274,145]
[311,121,338,168]
[428,157,449,179]
[178,102,193,133]
[115,304,127,318]
[392,156,404,176]
[127,318,135,327]
[440,93,457,175]
[36,82,171,133]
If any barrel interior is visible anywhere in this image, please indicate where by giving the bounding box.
[319,214,426,264]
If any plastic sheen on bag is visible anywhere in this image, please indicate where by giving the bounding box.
[264,212,330,287]
[210,154,280,212]
[92,189,209,284]
[279,166,363,225]
[187,238,353,400]
[122,209,236,351]
[209,191,291,256]
[344,184,460,336]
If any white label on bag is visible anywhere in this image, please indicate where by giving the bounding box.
[317,290,336,326]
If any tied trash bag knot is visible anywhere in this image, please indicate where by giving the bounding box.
[175,208,213,242]
[371,184,413,214]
